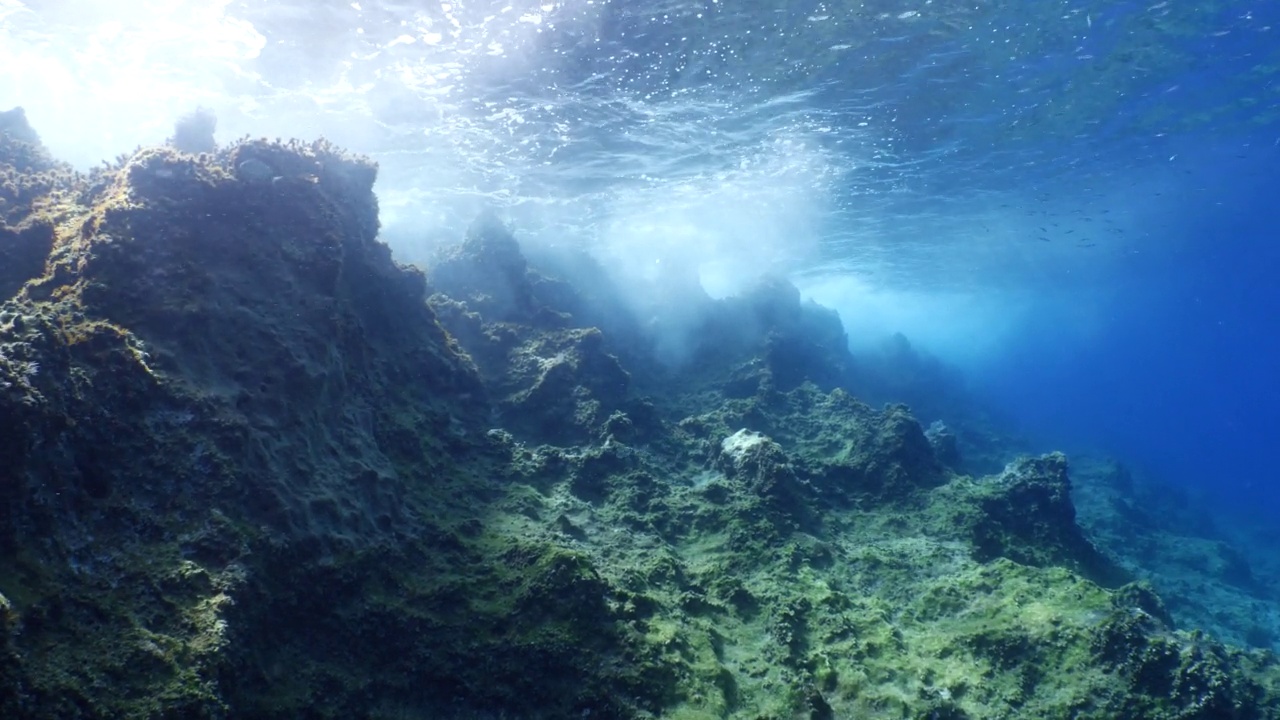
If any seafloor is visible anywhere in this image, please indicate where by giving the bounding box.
[0,106,1278,719]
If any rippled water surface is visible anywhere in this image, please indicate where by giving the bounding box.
[5,1,1276,276]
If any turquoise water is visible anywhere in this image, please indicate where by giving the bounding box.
[3,0,1278,514]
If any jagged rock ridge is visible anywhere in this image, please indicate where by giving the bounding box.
[0,112,1277,719]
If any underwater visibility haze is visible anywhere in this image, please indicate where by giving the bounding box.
[2,0,1280,717]
[8,0,1278,509]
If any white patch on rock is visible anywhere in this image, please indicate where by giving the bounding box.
[721,429,769,461]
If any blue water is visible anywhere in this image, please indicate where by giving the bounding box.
[981,148,1280,517]
[3,0,1279,519]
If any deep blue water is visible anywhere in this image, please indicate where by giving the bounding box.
[3,0,1279,522]
[978,143,1280,516]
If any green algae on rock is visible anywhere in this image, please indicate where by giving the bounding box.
[1,110,1278,718]
[928,452,1130,588]
[0,117,657,718]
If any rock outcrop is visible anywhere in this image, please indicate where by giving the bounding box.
[1,112,1277,719]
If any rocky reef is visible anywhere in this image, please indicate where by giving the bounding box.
[0,109,1277,719]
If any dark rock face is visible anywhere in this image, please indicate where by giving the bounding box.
[0,221,53,302]
[936,453,1128,588]
[827,401,944,500]
[426,217,654,445]
[1091,590,1274,720]
[0,109,75,226]
[681,275,855,398]
[429,211,545,324]
[733,389,946,505]
[16,141,481,549]
[502,327,631,440]
[925,420,962,469]
[0,108,72,297]
[0,136,659,718]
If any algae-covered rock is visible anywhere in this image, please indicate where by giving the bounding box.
[1,118,1278,719]
[716,428,815,530]
[925,419,962,469]
[1091,598,1279,719]
[0,108,71,298]
[814,400,944,503]
[0,221,53,302]
[428,210,552,326]
[0,132,666,718]
[427,217,646,444]
[1071,455,1280,653]
[932,452,1128,587]
[680,275,854,398]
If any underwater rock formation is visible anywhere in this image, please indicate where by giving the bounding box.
[168,107,218,155]
[1,110,1278,719]
[1071,456,1280,653]
[425,215,645,444]
[0,119,650,717]
[933,452,1129,588]
[674,274,855,398]
[0,109,69,301]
